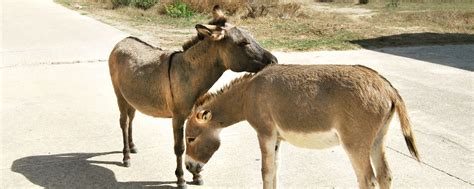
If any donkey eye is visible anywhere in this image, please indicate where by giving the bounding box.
[238,41,250,47]
[187,137,196,143]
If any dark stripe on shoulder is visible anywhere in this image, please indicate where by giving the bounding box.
[126,36,163,50]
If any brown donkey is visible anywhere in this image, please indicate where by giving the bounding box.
[108,6,277,188]
[185,64,420,189]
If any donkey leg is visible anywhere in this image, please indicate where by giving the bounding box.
[127,108,138,154]
[344,147,377,189]
[117,98,132,167]
[371,140,392,189]
[340,128,377,189]
[371,108,395,189]
[257,132,278,189]
[371,124,392,189]
[172,117,186,188]
[192,171,204,185]
[273,139,281,189]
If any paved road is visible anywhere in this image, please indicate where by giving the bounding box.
[1,0,473,188]
[1,0,127,68]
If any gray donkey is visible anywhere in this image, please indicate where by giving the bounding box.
[108,6,277,188]
[185,64,420,189]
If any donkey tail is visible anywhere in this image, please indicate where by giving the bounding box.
[394,92,421,162]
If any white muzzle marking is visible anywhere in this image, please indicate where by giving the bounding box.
[185,155,205,173]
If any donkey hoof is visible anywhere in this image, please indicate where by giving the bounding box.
[130,147,138,154]
[177,183,187,189]
[123,159,131,167]
[192,178,204,185]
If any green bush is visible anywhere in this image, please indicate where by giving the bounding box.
[165,1,194,17]
[111,0,131,7]
[131,0,158,10]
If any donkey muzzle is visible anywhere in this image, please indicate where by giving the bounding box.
[185,155,205,174]
[265,52,278,65]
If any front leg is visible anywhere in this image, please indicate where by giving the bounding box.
[273,139,281,189]
[172,117,186,188]
[192,172,203,185]
[258,131,278,189]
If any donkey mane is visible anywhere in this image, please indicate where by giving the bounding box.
[127,36,163,50]
[194,73,254,109]
[182,35,204,51]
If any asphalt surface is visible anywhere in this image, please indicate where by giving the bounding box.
[1,0,473,188]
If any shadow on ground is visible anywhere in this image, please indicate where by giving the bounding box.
[11,152,176,188]
[350,32,474,71]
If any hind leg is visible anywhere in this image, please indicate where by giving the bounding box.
[127,108,138,154]
[115,91,135,167]
[371,123,392,189]
[340,129,377,189]
[371,106,395,189]
[344,146,377,189]
[371,140,392,189]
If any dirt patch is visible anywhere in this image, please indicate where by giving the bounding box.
[310,4,372,14]
[56,0,474,51]
[78,10,195,50]
[308,3,376,21]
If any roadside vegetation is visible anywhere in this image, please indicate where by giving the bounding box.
[56,0,474,51]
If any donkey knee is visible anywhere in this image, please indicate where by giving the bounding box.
[369,176,377,189]
[261,166,276,187]
[174,145,185,156]
[378,174,392,189]
[358,175,377,189]
[119,114,128,129]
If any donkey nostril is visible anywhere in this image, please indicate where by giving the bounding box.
[270,57,278,64]
[186,165,190,170]
[187,137,196,143]
[264,52,278,65]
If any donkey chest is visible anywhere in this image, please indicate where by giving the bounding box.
[276,127,340,149]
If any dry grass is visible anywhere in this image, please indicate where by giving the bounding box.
[55,0,474,51]
[158,0,283,17]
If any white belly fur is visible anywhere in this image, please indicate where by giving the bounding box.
[276,127,340,149]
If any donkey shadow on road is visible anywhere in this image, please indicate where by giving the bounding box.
[350,32,474,71]
[11,152,177,188]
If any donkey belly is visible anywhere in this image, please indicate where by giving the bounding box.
[116,62,173,118]
[121,86,172,118]
[276,126,340,149]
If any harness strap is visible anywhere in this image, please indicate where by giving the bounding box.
[168,51,182,101]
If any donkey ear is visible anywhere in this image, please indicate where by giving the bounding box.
[196,110,212,123]
[195,24,225,41]
[209,5,227,26]
[212,5,224,19]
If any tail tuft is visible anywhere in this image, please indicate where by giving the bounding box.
[404,132,420,162]
[395,94,421,162]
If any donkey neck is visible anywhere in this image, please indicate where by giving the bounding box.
[168,40,227,115]
[207,76,251,128]
[184,40,226,89]
[183,40,221,68]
